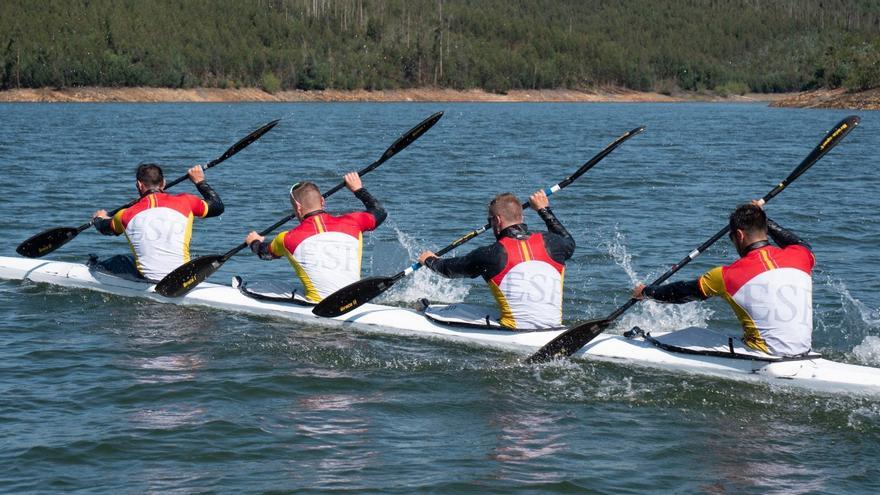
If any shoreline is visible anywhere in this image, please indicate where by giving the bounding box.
[0,86,788,104]
[2,86,875,109]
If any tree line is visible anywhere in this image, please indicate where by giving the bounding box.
[2,0,879,94]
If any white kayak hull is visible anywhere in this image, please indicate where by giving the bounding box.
[2,256,879,397]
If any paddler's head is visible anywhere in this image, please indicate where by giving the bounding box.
[728,203,768,257]
[289,181,325,221]
[488,193,524,237]
[135,163,165,196]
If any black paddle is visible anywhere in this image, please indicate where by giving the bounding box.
[155,111,445,298]
[312,126,646,318]
[16,119,281,258]
[526,115,860,364]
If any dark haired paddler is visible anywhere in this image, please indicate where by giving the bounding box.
[418,190,575,330]
[91,163,224,280]
[244,172,386,302]
[633,200,814,356]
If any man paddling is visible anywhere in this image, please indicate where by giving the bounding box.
[633,201,814,356]
[91,163,224,280]
[418,190,575,330]
[245,172,387,302]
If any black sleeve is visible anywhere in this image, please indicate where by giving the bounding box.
[424,244,504,279]
[195,181,224,218]
[354,187,387,227]
[767,217,811,250]
[537,207,575,263]
[94,216,117,236]
[249,240,278,260]
[643,279,707,304]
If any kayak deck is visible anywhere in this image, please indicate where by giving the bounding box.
[2,256,879,397]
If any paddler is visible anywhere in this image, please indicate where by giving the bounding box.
[91,163,224,280]
[418,190,575,330]
[633,201,815,356]
[245,172,387,302]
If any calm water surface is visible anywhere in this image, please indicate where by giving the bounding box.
[1,102,879,493]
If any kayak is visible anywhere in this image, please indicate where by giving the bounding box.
[2,255,879,397]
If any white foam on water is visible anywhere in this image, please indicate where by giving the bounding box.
[374,227,470,304]
[600,229,714,334]
[820,274,880,352]
[852,336,880,366]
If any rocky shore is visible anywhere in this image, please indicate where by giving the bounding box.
[0,86,787,104]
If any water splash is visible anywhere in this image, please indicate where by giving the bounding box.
[852,336,880,366]
[817,274,880,350]
[374,227,470,305]
[600,229,714,334]
[602,229,637,282]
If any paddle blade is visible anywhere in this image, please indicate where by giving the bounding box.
[525,318,613,364]
[154,254,225,297]
[312,276,397,317]
[16,227,80,258]
[206,119,281,169]
[378,111,443,164]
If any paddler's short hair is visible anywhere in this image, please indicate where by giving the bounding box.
[729,203,767,236]
[136,163,164,188]
[488,192,523,223]
[290,181,322,208]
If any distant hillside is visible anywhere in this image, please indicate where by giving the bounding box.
[2,0,879,94]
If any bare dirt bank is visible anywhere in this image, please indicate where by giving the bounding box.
[770,88,880,110]
[0,86,787,103]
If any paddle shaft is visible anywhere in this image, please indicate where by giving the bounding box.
[220,111,445,262]
[153,111,445,298]
[399,126,647,279]
[104,119,281,221]
[526,115,860,362]
[221,164,378,263]
[17,119,280,256]
[311,126,646,317]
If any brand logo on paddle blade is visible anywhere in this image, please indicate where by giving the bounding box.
[339,299,357,312]
[820,122,848,150]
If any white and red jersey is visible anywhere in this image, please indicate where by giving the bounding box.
[487,233,566,329]
[424,208,575,330]
[699,244,815,355]
[268,211,378,302]
[110,192,210,280]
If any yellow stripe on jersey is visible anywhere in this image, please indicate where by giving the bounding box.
[111,209,126,234]
[314,216,326,233]
[488,281,516,330]
[520,240,532,261]
[699,265,770,353]
[698,267,726,298]
[288,255,321,302]
[122,230,144,276]
[759,249,777,270]
[269,231,289,258]
[182,213,194,263]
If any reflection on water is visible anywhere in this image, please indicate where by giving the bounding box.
[490,411,567,463]
[287,392,381,488]
[701,415,829,494]
[130,404,206,431]
[133,354,204,384]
